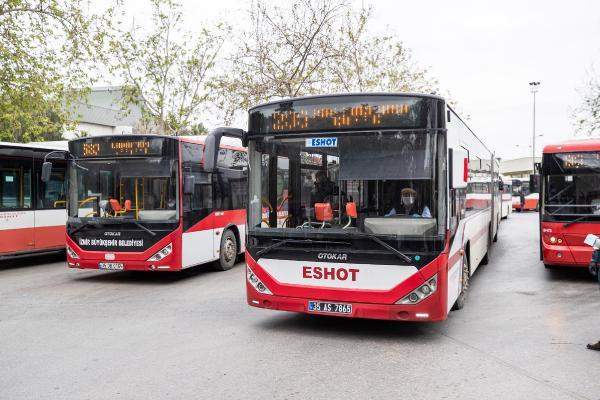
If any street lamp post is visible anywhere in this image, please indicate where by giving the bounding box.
[529,81,541,173]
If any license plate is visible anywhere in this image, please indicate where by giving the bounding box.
[99,262,124,270]
[308,301,352,315]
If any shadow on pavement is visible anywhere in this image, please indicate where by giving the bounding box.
[0,251,65,271]
[68,261,241,285]
[545,266,596,283]
[256,312,439,342]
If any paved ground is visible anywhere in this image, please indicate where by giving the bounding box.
[1,212,599,400]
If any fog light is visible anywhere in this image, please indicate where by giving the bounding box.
[557,252,563,258]
[549,236,557,244]
[557,238,563,244]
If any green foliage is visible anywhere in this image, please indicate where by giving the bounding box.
[0,0,111,142]
[220,0,442,123]
[110,0,229,135]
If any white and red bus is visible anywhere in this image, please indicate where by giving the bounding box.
[214,93,498,321]
[499,175,512,219]
[540,139,600,269]
[51,133,247,272]
[0,141,68,259]
[512,177,539,212]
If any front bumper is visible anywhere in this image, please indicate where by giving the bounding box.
[542,243,590,268]
[246,282,446,322]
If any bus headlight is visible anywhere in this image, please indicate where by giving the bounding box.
[396,275,437,305]
[247,266,272,295]
[66,245,79,259]
[147,243,173,262]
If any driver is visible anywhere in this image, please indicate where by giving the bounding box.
[386,187,431,218]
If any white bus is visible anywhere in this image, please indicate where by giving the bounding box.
[0,141,68,259]
[212,93,500,321]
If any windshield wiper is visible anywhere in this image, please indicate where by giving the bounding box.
[130,220,156,236]
[359,233,411,262]
[69,221,96,235]
[90,218,157,236]
[255,238,348,258]
[563,215,592,228]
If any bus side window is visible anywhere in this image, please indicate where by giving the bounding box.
[37,162,66,209]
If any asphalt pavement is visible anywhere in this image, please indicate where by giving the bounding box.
[1,212,599,400]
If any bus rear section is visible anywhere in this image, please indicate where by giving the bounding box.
[0,142,68,259]
[239,94,496,322]
[63,135,247,272]
[540,139,600,269]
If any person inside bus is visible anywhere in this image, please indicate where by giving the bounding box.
[385,187,431,218]
[312,170,336,204]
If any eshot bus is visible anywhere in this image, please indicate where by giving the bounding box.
[499,175,512,219]
[1,141,68,259]
[512,177,539,212]
[213,93,498,321]
[540,139,600,269]
[46,134,247,272]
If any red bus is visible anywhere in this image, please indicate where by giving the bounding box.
[216,93,499,321]
[46,133,247,272]
[1,141,68,259]
[512,178,539,211]
[540,139,600,269]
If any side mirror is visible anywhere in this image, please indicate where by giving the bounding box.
[498,181,504,191]
[184,175,195,195]
[41,162,53,183]
[449,148,468,189]
[205,127,246,172]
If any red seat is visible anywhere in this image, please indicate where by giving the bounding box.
[315,203,333,222]
[109,199,122,212]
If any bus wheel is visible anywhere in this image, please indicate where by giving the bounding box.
[453,252,470,311]
[216,229,238,271]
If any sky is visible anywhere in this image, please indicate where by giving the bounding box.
[97,0,600,159]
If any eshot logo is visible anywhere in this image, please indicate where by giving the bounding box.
[306,137,337,148]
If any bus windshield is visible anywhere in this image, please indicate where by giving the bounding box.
[247,131,440,239]
[543,151,600,221]
[68,157,178,222]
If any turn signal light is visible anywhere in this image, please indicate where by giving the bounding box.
[147,243,173,262]
[247,266,272,295]
[396,275,437,305]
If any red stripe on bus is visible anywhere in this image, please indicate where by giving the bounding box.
[185,209,246,233]
[0,225,65,255]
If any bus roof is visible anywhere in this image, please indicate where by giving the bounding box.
[0,141,68,151]
[543,138,600,154]
[248,92,445,111]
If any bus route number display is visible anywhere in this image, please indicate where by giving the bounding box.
[80,140,156,157]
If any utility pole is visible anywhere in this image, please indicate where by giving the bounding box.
[529,81,540,173]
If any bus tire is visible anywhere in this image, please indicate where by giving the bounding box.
[216,229,237,271]
[453,252,470,311]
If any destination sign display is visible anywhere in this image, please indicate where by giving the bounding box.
[70,137,167,158]
[249,95,428,134]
